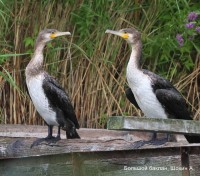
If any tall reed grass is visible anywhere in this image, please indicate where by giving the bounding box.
[0,0,199,128]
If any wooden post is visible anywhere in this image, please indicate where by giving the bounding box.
[181,147,190,176]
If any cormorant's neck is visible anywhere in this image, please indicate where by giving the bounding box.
[26,42,46,77]
[34,41,46,54]
[128,41,142,70]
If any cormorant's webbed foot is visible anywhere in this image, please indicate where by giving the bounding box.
[149,136,168,145]
[30,125,61,148]
[30,136,61,148]
[132,140,151,149]
[132,133,169,149]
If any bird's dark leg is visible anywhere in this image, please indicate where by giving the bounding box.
[31,125,60,148]
[44,126,61,144]
[56,126,61,140]
[132,132,169,149]
[46,125,53,139]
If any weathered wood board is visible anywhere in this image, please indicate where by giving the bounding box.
[107,116,200,135]
[0,124,187,159]
[0,124,200,176]
[0,146,200,176]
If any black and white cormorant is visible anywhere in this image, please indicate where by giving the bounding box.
[25,29,80,147]
[106,28,200,148]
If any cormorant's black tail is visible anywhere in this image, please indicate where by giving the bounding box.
[66,127,80,139]
[185,135,200,143]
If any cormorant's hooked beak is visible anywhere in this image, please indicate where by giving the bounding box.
[105,29,129,39]
[50,31,71,39]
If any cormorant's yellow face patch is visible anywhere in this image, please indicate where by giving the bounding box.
[121,33,129,39]
[50,33,57,39]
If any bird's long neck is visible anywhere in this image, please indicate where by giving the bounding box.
[128,41,142,70]
[126,40,143,86]
[26,41,46,77]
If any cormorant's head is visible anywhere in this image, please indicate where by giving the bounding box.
[105,28,141,45]
[36,29,71,44]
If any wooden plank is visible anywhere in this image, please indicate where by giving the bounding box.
[0,147,200,176]
[0,124,189,145]
[0,125,200,159]
[107,116,200,135]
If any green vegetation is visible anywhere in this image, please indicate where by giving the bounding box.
[0,0,199,127]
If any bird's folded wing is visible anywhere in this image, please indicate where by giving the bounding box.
[42,73,80,128]
[155,89,191,120]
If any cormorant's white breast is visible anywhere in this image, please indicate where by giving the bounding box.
[26,72,58,126]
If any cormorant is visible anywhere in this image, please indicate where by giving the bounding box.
[106,28,200,148]
[25,29,80,147]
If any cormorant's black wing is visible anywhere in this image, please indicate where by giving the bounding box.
[143,69,191,120]
[155,88,191,120]
[125,87,140,110]
[42,72,80,129]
